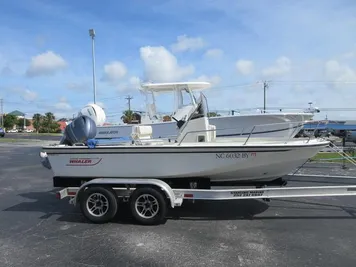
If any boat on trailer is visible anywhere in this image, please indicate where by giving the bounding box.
[40,92,328,189]
[39,92,356,225]
[95,81,316,141]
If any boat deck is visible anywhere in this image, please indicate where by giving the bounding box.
[43,137,329,149]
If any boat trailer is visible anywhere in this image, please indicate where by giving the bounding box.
[56,177,356,225]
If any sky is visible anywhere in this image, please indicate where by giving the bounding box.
[1,0,356,122]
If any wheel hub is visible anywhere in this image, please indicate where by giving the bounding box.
[144,201,152,209]
[135,194,159,219]
[86,193,109,217]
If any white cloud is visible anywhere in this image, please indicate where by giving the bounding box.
[115,76,143,93]
[340,52,356,60]
[139,46,195,82]
[59,96,67,102]
[67,82,90,92]
[262,56,291,77]
[204,48,224,59]
[22,89,38,102]
[54,97,72,111]
[129,76,141,87]
[8,87,38,102]
[101,61,127,84]
[191,75,221,86]
[323,60,356,89]
[26,51,67,77]
[236,59,254,75]
[171,35,206,53]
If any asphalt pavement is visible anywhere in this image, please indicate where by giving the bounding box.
[3,133,61,141]
[1,144,356,266]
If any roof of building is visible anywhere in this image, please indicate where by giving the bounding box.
[57,121,67,130]
[8,110,25,116]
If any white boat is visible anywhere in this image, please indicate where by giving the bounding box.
[95,81,316,141]
[40,92,329,188]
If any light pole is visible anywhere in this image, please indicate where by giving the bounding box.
[89,29,97,104]
[263,81,268,113]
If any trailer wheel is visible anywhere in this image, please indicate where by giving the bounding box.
[129,187,167,225]
[79,186,118,224]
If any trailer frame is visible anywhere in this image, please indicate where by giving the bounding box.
[55,177,356,225]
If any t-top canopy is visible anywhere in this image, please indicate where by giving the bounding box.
[140,81,211,93]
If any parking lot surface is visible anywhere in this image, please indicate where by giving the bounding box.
[1,144,356,267]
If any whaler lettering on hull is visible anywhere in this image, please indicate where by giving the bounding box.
[66,158,102,166]
[215,152,257,159]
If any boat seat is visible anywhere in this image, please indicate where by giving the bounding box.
[131,125,165,145]
[131,125,153,139]
[208,124,216,142]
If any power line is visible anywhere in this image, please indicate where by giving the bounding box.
[271,80,356,84]
[3,79,356,119]
[2,80,349,107]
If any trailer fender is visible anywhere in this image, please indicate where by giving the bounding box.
[72,178,177,208]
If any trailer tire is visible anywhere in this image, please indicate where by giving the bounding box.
[129,187,167,225]
[79,186,118,224]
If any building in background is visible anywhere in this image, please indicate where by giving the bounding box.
[8,110,25,119]
[6,110,35,131]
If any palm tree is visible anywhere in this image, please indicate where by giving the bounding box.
[121,110,135,124]
[32,113,42,133]
[163,115,172,122]
[44,112,55,133]
[207,112,220,117]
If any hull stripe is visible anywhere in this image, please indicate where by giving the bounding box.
[43,142,327,155]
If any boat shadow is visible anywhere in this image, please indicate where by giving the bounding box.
[3,190,356,225]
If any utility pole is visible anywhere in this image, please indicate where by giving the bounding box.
[89,29,97,104]
[125,95,133,111]
[263,81,269,113]
[0,98,3,128]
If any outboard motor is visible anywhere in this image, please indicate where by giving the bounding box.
[77,103,106,126]
[60,115,97,146]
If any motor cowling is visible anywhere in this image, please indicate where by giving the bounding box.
[77,103,106,126]
[60,115,97,146]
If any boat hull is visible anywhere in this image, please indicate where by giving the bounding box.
[95,113,313,140]
[42,140,327,183]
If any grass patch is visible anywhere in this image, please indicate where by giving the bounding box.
[16,133,62,136]
[34,133,62,136]
[311,152,355,162]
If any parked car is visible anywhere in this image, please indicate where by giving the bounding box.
[7,129,18,133]
[0,127,5,137]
